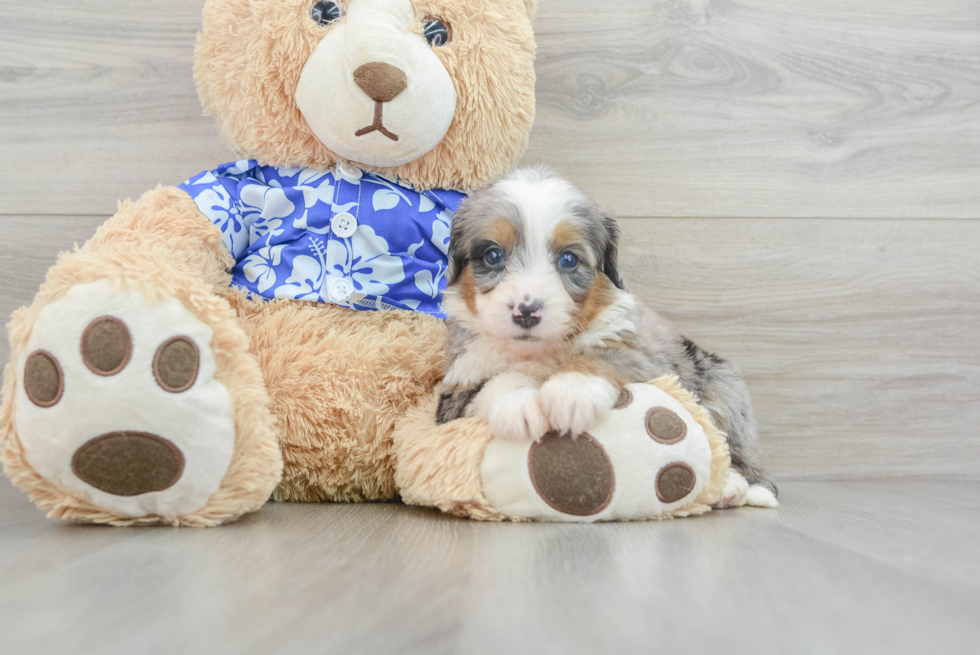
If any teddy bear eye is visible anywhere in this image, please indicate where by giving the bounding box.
[423,18,452,47]
[311,1,343,26]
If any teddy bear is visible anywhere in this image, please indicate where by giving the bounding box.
[1,0,745,526]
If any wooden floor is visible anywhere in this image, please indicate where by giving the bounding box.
[1,2,979,652]
[1,477,978,655]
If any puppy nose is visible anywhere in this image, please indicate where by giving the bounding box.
[512,301,543,329]
[353,62,408,103]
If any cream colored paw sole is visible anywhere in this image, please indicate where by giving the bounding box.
[480,382,715,522]
[15,281,235,518]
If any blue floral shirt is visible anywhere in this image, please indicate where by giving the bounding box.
[179,160,465,318]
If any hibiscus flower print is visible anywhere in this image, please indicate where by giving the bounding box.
[325,225,405,298]
[242,244,285,294]
[195,185,249,258]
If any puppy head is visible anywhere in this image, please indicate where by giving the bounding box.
[444,167,625,350]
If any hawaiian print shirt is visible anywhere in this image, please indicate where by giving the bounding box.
[179,160,466,318]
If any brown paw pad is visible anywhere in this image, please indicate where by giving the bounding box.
[656,462,696,504]
[646,407,687,444]
[613,387,633,409]
[81,316,132,376]
[153,336,200,393]
[24,350,64,408]
[72,431,185,497]
[528,431,615,516]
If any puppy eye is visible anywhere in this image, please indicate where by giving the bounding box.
[423,18,452,47]
[311,1,343,26]
[483,248,504,267]
[558,252,579,269]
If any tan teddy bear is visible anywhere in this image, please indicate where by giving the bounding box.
[1,0,733,526]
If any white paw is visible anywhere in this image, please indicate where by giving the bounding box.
[489,388,550,442]
[537,373,618,437]
[714,470,750,509]
[15,280,236,518]
[745,484,779,508]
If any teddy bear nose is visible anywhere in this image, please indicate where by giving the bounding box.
[353,62,408,103]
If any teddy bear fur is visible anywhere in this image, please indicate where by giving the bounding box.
[392,376,731,522]
[196,0,537,191]
[1,188,283,526]
[0,0,539,525]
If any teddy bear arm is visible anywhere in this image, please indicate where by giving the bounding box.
[82,186,234,291]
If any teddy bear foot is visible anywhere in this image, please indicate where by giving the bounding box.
[11,280,240,519]
[479,382,721,522]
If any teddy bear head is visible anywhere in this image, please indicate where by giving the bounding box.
[195,0,537,192]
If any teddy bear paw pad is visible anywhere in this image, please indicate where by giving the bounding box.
[14,281,235,517]
[480,383,714,522]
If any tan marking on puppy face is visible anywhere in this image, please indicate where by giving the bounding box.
[489,217,517,253]
[574,274,616,332]
[549,220,584,255]
[459,265,478,315]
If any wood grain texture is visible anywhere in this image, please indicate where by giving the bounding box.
[1,478,978,655]
[617,216,980,479]
[1,1,979,217]
[0,1,231,216]
[526,0,980,217]
[1,215,977,480]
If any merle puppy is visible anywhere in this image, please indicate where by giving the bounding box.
[436,167,777,507]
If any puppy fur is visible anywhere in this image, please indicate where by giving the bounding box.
[437,167,776,496]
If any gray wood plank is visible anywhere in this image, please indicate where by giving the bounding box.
[0,1,232,216]
[2,1,980,217]
[0,215,977,481]
[0,477,978,655]
[526,0,980,217]
[778,480,980,589]
[0,216,106,354]
[618,216,980,480]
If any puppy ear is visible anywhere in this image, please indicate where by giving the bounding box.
[601,213,627,290]
[447,207,469,286]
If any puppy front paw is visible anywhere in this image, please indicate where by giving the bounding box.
[714,470,750,509]
[537,373,618,437]
[489,388,550,442]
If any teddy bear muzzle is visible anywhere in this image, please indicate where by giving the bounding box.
[295,0,457,167]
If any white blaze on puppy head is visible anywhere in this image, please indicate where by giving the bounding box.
[443,167,628,359]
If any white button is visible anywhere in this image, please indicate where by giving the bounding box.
[330,278,355,302]
[336,163,363,181]
[331,212,357,238]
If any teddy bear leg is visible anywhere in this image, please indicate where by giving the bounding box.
[393,377,736,522]
[224,294,448,503]
[0,187,282,526]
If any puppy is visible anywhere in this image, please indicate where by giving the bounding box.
[437,167,777,506]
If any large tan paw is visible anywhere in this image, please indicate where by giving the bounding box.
[13,281,237,518]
